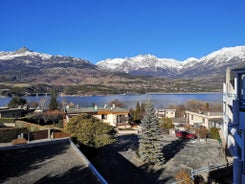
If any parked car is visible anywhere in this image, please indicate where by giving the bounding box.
[175,130,197,139]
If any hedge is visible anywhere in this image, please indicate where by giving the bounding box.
[0,118,16,123]
[15,120,45,131]
[0,128,28,143]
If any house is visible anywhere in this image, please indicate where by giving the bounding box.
[156,108,176,118]
[185,110,223,129]
[64,104,129,127]
[0,107,24,118]
[0,107,35,127]
[0,106,35,119]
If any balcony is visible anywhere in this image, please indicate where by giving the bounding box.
[223,93,237,106]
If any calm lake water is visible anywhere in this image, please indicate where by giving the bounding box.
[0,93,222,109]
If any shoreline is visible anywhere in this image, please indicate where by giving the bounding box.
[0,92,223,98]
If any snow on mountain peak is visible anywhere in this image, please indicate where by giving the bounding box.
[96,46,245,75]
[201,46,245,60]
[0,47,52,60]
[97,54,183,72]
[96,58,125,70]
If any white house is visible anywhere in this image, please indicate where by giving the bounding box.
[157,108,176,118]
[185,110,223,129]
[64,105,129,127]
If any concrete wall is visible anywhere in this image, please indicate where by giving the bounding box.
[93,114,128,127]
[93,114,116,126]
[157,109,176,118]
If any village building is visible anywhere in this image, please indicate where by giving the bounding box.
[64,104,129,127]
[0,107,24,118]
[185,110,223,129]
[156,108,176,118]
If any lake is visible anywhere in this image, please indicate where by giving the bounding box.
[0,93,222,109]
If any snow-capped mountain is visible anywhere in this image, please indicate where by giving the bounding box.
[96,46,245,78]
[0,46,245,95]
[0,47,92,65]
[0,47,52,61]
[0,47,100,85]
[97,54,182,77]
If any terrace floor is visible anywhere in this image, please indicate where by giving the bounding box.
[0,140,100,184]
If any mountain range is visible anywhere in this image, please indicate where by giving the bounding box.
[0,46,244,96]
[96,46,245,79]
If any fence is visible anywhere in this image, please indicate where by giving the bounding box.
[53,132,70,139]
[29,129,49,141]
[2,129,71,143]
[191,162,233,180]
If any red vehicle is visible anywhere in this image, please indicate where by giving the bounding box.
[175,130,197,139]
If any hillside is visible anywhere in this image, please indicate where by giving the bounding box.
[1,47,242,96]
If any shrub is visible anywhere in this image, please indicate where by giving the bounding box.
[12,138,27,145]
[65,113,116,149]
[57,120,64,128]
[15,121,43,131]
[159,117,174,134]
[195,127,209,139]
[209,127,220,140]
[175,168,194,184]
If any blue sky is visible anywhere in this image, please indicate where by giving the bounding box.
[0,0,245,63]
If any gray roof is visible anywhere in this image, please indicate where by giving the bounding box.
[0,139,100,184]
[66,107,129,114]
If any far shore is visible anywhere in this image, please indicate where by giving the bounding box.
[0,91,222,98]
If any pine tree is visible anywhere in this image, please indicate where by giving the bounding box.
[138,101,165,165]
[134,102,141,121]
[8,97,27,108]
[49,93,59,110]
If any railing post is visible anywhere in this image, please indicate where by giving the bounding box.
[191,169,194,180]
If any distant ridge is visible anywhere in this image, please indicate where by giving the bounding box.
[0,46,244,95]
[96,46,245,78]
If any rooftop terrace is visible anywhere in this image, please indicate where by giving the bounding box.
[0,139,102,184]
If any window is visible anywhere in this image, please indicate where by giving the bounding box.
[102,114,107,119]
